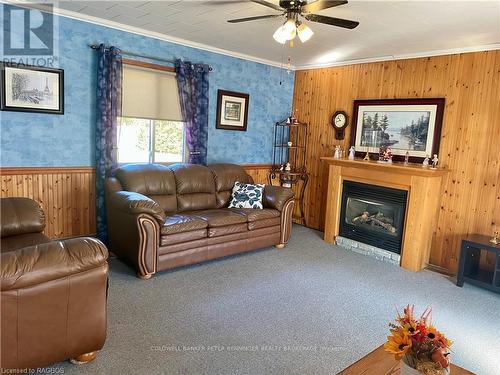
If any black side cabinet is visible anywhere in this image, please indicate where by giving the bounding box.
[457,234,500,294]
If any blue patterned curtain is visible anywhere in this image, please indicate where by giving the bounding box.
[175,60,210,165]
[95,44,122,242]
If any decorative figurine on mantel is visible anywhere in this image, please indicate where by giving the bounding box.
[431,154,439,169]
[378,145,392,163]
[490,231,499,245]
[333,145,342,159]
[422,155,430,167]
[363,151,370,161]
[404,150,410,165]
[348,146,355,160]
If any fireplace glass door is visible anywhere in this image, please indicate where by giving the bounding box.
[339,181,408,254]
[345,197,398,236]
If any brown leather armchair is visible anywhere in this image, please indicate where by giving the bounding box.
[106,163,294,279]
[0,198,109,370]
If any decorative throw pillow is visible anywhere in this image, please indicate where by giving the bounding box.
[228,182,265,209]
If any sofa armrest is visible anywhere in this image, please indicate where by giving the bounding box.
[108,191,166,223]
[1,237,108,291]
[263,185,295,211]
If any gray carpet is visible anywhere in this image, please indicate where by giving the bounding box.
[54,225,499,374]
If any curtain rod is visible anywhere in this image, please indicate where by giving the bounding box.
[88,44,213,71]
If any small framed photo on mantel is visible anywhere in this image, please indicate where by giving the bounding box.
[0,62,64,115]
[216,89,249,131]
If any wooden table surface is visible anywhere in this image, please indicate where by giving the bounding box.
[338,345,475,375]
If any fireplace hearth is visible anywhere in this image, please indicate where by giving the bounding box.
[339,181,407,254]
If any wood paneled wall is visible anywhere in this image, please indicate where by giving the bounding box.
[243,164,271,184]
[293,50,500,272]
[1,167,96,239]
[0,164,271,240]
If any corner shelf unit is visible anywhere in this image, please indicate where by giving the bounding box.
[270,117,309,226]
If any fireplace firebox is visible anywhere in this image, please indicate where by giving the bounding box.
[339,181,408,254]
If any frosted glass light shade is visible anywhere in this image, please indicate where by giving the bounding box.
[297,23,314,42]
[282,19,296,38]
[273,26,288,44]
[273,19,298,44]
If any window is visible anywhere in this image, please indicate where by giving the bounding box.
[117,62,184,164]
[117,117,184,163]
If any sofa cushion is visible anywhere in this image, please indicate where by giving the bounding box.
[161,214,208,235]
[228,182,265,209]
[160,229,207,247]
[208,223,248,238]
[226,208,280,222]
[208,164,253,208]
[115,164,175,195]
[248,217,281,230]
[1,198,46,238]
[190,209,247,227]
[170,164,217,212]
[0,233,50,253]
[115,164,177,213]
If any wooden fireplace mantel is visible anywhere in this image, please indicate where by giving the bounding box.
[321,157,448,272]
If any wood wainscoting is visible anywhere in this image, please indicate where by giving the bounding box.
[293,50,500,273]
[242,164,272,184]
[0,164,272,240]
[1,167,96,239]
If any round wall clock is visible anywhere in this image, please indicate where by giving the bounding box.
[332,111,349,140]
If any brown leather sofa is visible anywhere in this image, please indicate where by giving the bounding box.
[105,163,294,279]
[0,198,109,370]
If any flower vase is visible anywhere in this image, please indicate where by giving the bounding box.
[400,360,422,375]
[400,359,451,375]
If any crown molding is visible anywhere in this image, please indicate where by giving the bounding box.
[4,1,499,72]
[294,43,500,70]
[3,0,290,69]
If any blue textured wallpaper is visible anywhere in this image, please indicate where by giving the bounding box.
[0,6,294,166]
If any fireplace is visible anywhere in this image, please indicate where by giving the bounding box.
[339,181,408,254]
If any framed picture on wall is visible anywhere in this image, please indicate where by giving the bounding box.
[216,89,249,131]
[350,98,445,163]
[0,62,64,114]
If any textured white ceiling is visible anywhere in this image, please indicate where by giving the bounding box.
[18,0,500,68]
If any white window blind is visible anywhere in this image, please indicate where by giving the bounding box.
[122,64,183,121]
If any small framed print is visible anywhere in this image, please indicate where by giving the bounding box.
[1,62,64,114]
[216,89,249,131]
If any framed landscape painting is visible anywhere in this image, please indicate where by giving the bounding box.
[350,98,445,163]
[0,62,64,114]
[216,89,249,131]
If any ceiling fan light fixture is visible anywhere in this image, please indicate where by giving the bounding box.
[273,26,288,44]
[297,22,314,43]
[273,19,297,43]
[282,19,296,38]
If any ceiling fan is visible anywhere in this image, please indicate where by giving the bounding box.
[225,0,359,44]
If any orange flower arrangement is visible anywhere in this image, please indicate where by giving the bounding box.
[384,305,453,375]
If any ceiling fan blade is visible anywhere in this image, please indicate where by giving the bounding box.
[301,0,348,13]
[304,13,359,29]
[227,14,282,23]
[251,0,283,11]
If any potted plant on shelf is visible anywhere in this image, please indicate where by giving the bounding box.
[384,305,453,375]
